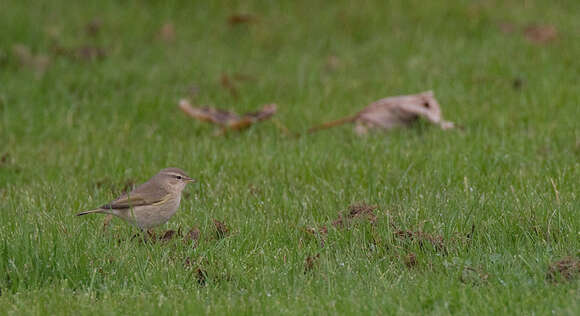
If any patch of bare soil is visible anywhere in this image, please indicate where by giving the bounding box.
[547,257,580,282]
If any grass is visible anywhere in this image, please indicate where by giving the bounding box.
[1,0,579,314]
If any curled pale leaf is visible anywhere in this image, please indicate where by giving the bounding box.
[309,91,455,134]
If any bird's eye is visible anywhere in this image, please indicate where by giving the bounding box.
[176,176,182,179]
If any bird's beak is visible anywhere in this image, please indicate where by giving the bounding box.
[185,177,196,183]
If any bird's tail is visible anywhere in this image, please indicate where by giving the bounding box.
[76,209,104,216]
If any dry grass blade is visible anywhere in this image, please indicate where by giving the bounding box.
[308,91,455,134]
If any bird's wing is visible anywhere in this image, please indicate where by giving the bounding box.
[100,180,171,210]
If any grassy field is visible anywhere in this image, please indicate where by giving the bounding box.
[1,0,579,314]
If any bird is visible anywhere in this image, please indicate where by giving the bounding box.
[77,167,195,230]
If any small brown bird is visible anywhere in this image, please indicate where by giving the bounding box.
[77,168,195,230]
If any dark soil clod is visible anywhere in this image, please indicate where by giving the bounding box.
[404,253,417,268]
[213,219,230,239]
[547,257,580,282]
[196,267,207,286]
[159,229,178,241]
[394,229,446,253]
[185,227,201,243]
[304,253,320,273]
[227,13,257,26]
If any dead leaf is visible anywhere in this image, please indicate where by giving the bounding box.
[228,13,257,26]
[524,24,557,44]
[158,22,176,43]
[179,99,277,132]
[213,219,229,239]
[547,257,580,282]
[308,91,455,134]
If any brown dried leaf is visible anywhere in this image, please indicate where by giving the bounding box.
[547,257,580,282]
[228,13,257,26]
[213,219,229,239]
[179,99,277,132]
[524,24,557,44]
[309,91,454,134]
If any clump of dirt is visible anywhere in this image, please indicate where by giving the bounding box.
[159,229,180,241]
[183,257,207,286]
[227,13,258,26]
[184,227,201,244]
[394,229,446,253]
[213,219,230,239]
[547,257,580,282]
[404,253,417,268]
[304,254,320,273]
[332,202,378,228]
[524,24,558,44]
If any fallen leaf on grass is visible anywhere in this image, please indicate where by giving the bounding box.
[179,99,277,133]
[304,253,320,273]
[308,91,455,134]
[213,219,230,239]
[227,13,257,26]
[524,24,558,44]
[547,257,580,282]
